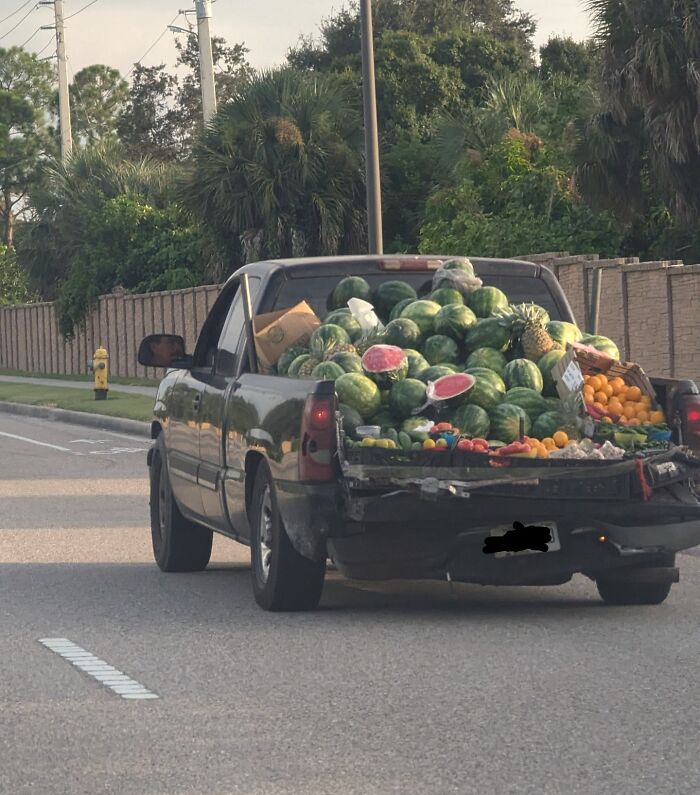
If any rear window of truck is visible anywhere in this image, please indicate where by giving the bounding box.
[271,272,562,319]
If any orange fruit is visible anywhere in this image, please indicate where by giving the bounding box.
[610,377,626,395]
[623,404,637,419]
[582,384,595,398]
[602,383,614,398]
[553,431,569,448]
[626,386,642,401]
[594,391,608,405]
[640,395,652,408]
[608,398,623,415]
[627,417,641,426]
[592,401,606,413]
[588,375,603,392]
[636,410,649,422]
[650,410,665,424]
[542,437,557,450]
[600,416,613,424]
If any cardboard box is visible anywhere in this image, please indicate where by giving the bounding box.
[253,301,321,374]
[551,343,658,405]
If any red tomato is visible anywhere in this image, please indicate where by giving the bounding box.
[457,439,474,451]
[435,422,453,431]
[471,439,489,452]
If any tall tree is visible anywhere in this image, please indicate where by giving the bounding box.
[578,0,700,222]
[0,47,55,247]
[70,64,128,145]
[184,69,365,263]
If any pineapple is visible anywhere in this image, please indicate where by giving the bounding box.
[298,357,322,378]
[324,342,357,360]
[555,393,584,441]
[354,330,385,357]
[496,303,560,361]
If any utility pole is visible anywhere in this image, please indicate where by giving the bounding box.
[359,0,383,255]
[54,0,73,160]
[195,0,217,122]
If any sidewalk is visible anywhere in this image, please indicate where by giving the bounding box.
[0,375,157,397]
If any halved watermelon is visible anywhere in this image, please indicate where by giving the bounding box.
[361,344,409,388]
[425,373,475,409]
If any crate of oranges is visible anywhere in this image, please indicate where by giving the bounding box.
[551,343,666,427]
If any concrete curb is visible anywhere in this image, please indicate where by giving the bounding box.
[0,401,151,438]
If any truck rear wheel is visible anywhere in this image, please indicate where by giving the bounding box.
[149,436,213,572]
[596,580,672,605]
[250,465,325,611]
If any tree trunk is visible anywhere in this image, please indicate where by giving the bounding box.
[2,190,13,248]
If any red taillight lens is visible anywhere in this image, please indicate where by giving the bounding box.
[299,395,337,482]
[682,396,700,451]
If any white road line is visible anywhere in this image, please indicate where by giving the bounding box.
[0,431,71,452]
[39,638,159,700]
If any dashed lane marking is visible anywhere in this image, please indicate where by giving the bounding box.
[39,638,159,700]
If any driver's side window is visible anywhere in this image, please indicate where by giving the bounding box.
[216,276,261,377]
[192,284,239,370]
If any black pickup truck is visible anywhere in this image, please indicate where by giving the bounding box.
[138,255,700,611]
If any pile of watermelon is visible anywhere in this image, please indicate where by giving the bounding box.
[278,271,620,447]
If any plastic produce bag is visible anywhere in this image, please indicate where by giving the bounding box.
[432,259,483,297]
[347,297,384,335]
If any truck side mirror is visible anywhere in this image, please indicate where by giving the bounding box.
[138,334,191,369]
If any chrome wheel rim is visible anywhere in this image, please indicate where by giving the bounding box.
[258,487,273,583]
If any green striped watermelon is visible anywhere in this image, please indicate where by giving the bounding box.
[329,351,363,373]
[582,334,620,360]
[370,408,401,433]
[287,354,312,377]
[422,334,460,366]
[433,304,478,340]
[531,411,560,440]
[399,300,442,338]
[383,318,421,348]
[503,359,544,393]
[390,378,427,420]
[402,416,432,442]
[463,367,507,394]
[466,347,507,375]
[464,317,510,352]
[537,349,566,397]
[543,397,561,412]
[335,373,381,419]
[468,286,509,318]
[390,297,415,321]
[277,346,308,376]
[309,325,351,358]
[312,361,345,381]
[464,375,504,410]
[416,365,456,384]
[372,281,418,319]
[450,404,490,439]
[322,311,362,341]
[489,403,531,444]
[430,287,464,306]
[502,388,548,422]
[330,276,371,310]
[339,403,363,440]
[546,321,582,347]
[403,349,430,378]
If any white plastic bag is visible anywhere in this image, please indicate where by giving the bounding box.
[432,258,483,297]
[347,297,384,334]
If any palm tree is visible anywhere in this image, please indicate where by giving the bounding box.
[184,68,366,263]
[580,0,700,221]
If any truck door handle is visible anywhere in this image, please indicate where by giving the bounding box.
[192,394,202,411]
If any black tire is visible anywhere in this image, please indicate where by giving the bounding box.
[250,464,325,611]
[596,579,672,606]
[149,435,213,572]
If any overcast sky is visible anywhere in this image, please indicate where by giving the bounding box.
[3,0,591,76]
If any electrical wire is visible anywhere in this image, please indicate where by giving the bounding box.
[35,34,54,57]
[124,11,183,81]
[19,24,41,48]
[0,2,38,41]
[65,0,100,21]
[0,0,33,27]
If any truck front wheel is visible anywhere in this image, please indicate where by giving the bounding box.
[250,465,325,611]
[596,579,672,605]
[149,436,213,572]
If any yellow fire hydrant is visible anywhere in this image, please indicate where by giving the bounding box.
[91,346,109,400]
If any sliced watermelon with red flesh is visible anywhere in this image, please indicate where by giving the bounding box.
[425,372,475,409]
[361,344,409,388]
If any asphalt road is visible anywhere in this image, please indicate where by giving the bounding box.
[2,413,700,794]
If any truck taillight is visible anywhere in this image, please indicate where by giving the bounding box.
[681,395,700,451]
[299,394,337,482]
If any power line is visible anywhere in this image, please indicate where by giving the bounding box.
[0,0,33,27]
[19,24,41,48]
[35,34,54,57]
[65,0,100,21]
[0,2,38,41]
[124,11,183,81]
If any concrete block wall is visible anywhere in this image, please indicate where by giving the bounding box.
[0,256,698,385]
